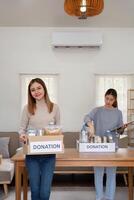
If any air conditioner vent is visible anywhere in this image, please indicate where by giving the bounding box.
[52,31,103,48]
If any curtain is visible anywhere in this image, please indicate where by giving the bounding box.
[95,74,134,122]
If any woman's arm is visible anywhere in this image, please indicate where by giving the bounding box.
[19,105,29,142]
[54,104,60,125]
[82,107,97,130]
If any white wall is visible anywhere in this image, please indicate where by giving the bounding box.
[0,27,134,132]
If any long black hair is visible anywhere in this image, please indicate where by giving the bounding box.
[105,88,118,108]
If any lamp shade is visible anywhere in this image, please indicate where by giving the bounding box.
[64,0,104,19]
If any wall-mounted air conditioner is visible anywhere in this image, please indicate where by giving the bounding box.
[51,31,103,48]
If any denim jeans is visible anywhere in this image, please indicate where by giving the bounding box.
[25,154,56,200]
[94,167,116,200]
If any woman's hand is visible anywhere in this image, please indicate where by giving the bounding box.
[20,133,28,143]
[123,123,128,129]
[87,121,95,137]
[117,124,127,134]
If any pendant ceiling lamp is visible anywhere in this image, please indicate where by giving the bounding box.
[64,0,104,19]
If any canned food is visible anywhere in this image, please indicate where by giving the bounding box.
[108,135,113,143]
[103,136,107,143]
[37,129,44,136]
[27,129,37,136]
[94,136,102,143]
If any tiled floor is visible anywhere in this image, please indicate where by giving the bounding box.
[0,186,129,200]
[0,174,130,200]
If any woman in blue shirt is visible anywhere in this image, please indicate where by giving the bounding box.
[82,88,125,200]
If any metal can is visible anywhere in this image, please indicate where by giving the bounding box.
[94,136,102,143]
[27,129,37,136]
[37,129,44,136]
[103,136,107,143]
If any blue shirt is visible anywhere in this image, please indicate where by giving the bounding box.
[82,106,123,138]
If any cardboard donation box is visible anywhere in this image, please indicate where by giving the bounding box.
[77,140,116,153]
[23,135,64,155]
[0,154,2,164]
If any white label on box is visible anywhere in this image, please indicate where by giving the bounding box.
[79,142,115,152]
[30,140,62,153]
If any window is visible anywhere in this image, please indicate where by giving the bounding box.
[20,74,59,111]
[95,74,134,122]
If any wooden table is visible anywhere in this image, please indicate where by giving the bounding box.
[12,148,134,200]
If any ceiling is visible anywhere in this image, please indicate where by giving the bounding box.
[0,0,134,27]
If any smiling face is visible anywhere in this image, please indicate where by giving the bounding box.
[30,82,45,101]
[104,94,116,108]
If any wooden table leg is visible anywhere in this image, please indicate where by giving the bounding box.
[23,167,28,200]
[128,167,133,200]
[15,162,22,200]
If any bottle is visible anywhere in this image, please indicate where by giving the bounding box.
[115,131,120,150]
[48,121,55,130]
[79,130,88,143]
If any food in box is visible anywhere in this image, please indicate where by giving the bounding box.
[23,133,64,155]
[44,125,62,135]
[77,135,116,152]
[27,124,62,136]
